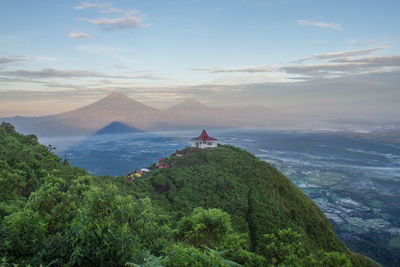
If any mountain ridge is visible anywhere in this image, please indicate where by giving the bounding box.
[167,98,209,110]
[2,93,286,136]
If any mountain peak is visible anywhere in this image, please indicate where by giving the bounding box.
[169,98,208,110]
[53,92,159,132]
[103,92,130,100]
[96,92,144,106]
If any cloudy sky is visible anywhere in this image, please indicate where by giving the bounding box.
[0,0,399,120]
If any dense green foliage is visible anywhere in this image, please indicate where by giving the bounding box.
[0,122,379,266]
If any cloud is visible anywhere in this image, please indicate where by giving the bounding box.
[75,1,124,13]
[194,54,400,80]
[98,74,168,81]
[282,55,400,77]
[0,77,49,84]
[281,63,363,76]
[68,32,92,39]
[82,15,149,31]
[76,2,149,31]
[130,75,169,80]
[75,1,97,10]
[0,68,125,79]
[297,19,343,30]
[294,46,389,63]
[114,64,129,69]
[0,56,27,64]
[0,55,57,65]
[350,38,390,46]
[74,45,128,61]
[191,66,277,73]
[332,55,400,66]
[0,67,167,82]
[192,48,395,80]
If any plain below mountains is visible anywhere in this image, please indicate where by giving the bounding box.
[0,122,379,266]
[1,93,290,137]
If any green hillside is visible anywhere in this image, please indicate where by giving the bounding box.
[132,146,348,251]
[0,122,378,266]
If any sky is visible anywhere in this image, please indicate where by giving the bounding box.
[0,0,399,120]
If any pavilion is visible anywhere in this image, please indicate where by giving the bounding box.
[191,129,218,149]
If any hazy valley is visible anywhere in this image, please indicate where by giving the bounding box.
[3,93,399,141]
[33,127,399,266]
[2,93,400,265]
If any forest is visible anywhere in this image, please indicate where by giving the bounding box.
[0,122,378,266]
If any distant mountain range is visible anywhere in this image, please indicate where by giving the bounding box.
[1,93,292,136]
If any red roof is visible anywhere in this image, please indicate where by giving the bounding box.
[191,130,218,141]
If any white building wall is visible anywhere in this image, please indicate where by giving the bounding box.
[191,141,218,148]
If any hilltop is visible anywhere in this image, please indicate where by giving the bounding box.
[0,122,378,266]
[125,145,378,266]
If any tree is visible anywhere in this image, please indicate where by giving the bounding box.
[177,208,233,248]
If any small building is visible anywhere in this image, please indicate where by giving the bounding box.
[176,150,184,157]
[191,129,218,149]
[157,158,170,168]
